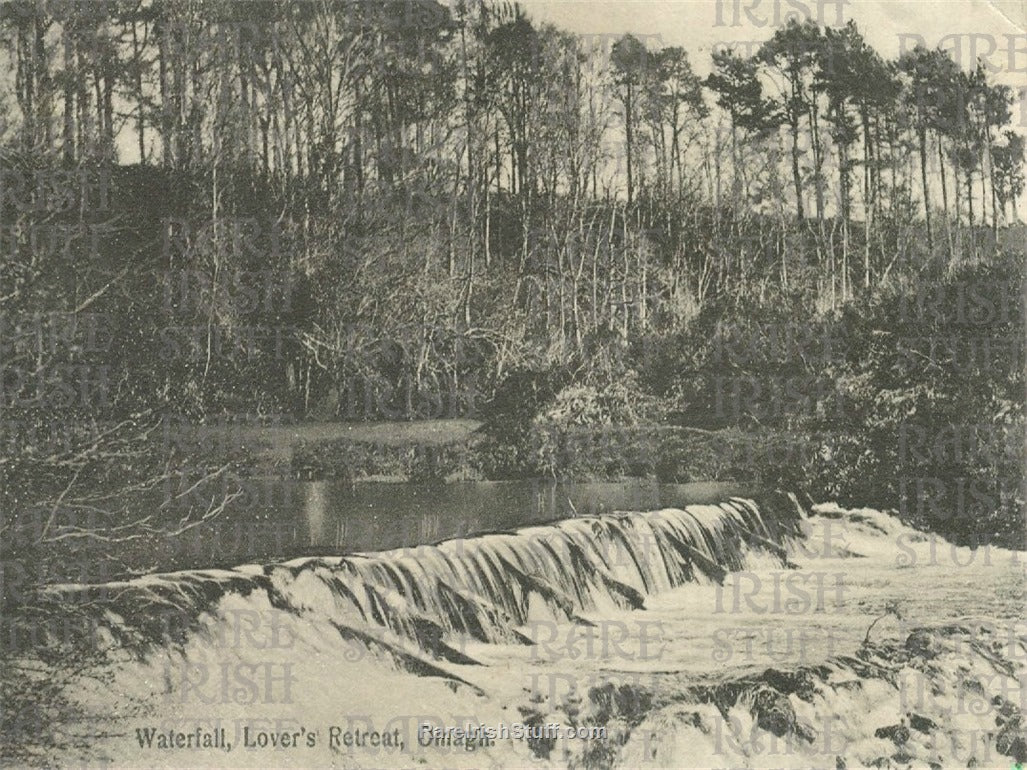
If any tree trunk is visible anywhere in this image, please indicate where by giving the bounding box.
[624,84,634,206]
[986,131,998,236]
[156,14,172,165]
[810,103,824,224]
[62,20,75,163]
[966,166,974,228]
[790,116,804,222]
[918,128,932,252]
[862,112,873,289]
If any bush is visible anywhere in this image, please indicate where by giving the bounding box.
[474,366,571,478]
[292,438,477,481]
[529,371,665,479]
[804,253,1025,547]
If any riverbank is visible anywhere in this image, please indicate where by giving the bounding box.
[169,417,483,477]
[173,416,818,489]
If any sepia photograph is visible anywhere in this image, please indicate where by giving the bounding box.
[0,0,1024,767]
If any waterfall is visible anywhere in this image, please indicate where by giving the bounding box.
[34,492,804,667]
[17,495,1027,770]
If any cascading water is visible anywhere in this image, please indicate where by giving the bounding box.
[7,492,1025,769]
[33,493,803,661]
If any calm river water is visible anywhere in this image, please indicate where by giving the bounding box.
[155,478,748,571]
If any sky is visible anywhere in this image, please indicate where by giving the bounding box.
[513,0,1027,219]
[517,0,1027,72]
[515,0,1027,98]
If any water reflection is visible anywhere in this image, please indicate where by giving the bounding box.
[304,481,327,544]
[160,478,747,571]
[300,479,747,553]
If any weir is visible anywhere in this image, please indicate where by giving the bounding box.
[36,492,805,666]
[18,498,1027,769]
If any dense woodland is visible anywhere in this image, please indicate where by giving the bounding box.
[0,0,1024,603]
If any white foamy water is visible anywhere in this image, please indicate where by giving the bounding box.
[8,495,1026,769]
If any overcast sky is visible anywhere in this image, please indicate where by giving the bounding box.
[510,0,1026,218]
[516,0,1027,88]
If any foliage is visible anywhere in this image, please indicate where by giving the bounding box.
[808,254,1026,547]
[530,371,663,478]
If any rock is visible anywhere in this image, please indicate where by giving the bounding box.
[992,695,1021,726]
[908,713,937,733]
[996,721,1027,763]
[683,711,703,729]
[874,723,910,744]
[588,682,653,727]
[751,687,797,738]
[905,629,940,658]
[793,718,818,743]
[760,667,819,702]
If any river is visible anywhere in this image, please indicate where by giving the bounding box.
[6,493,1026,768]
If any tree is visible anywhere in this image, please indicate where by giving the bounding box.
[758,19,824,222]
[484,9,541,200]
[707,48,779,202]
[818,23,864,299]
[610,34,649,206]
[977,76,1012,234]
[992,130,1025,223]
[914,47,963,252]
[650,46,706,198]
[833,30,897,286]
[898,44,945,251]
